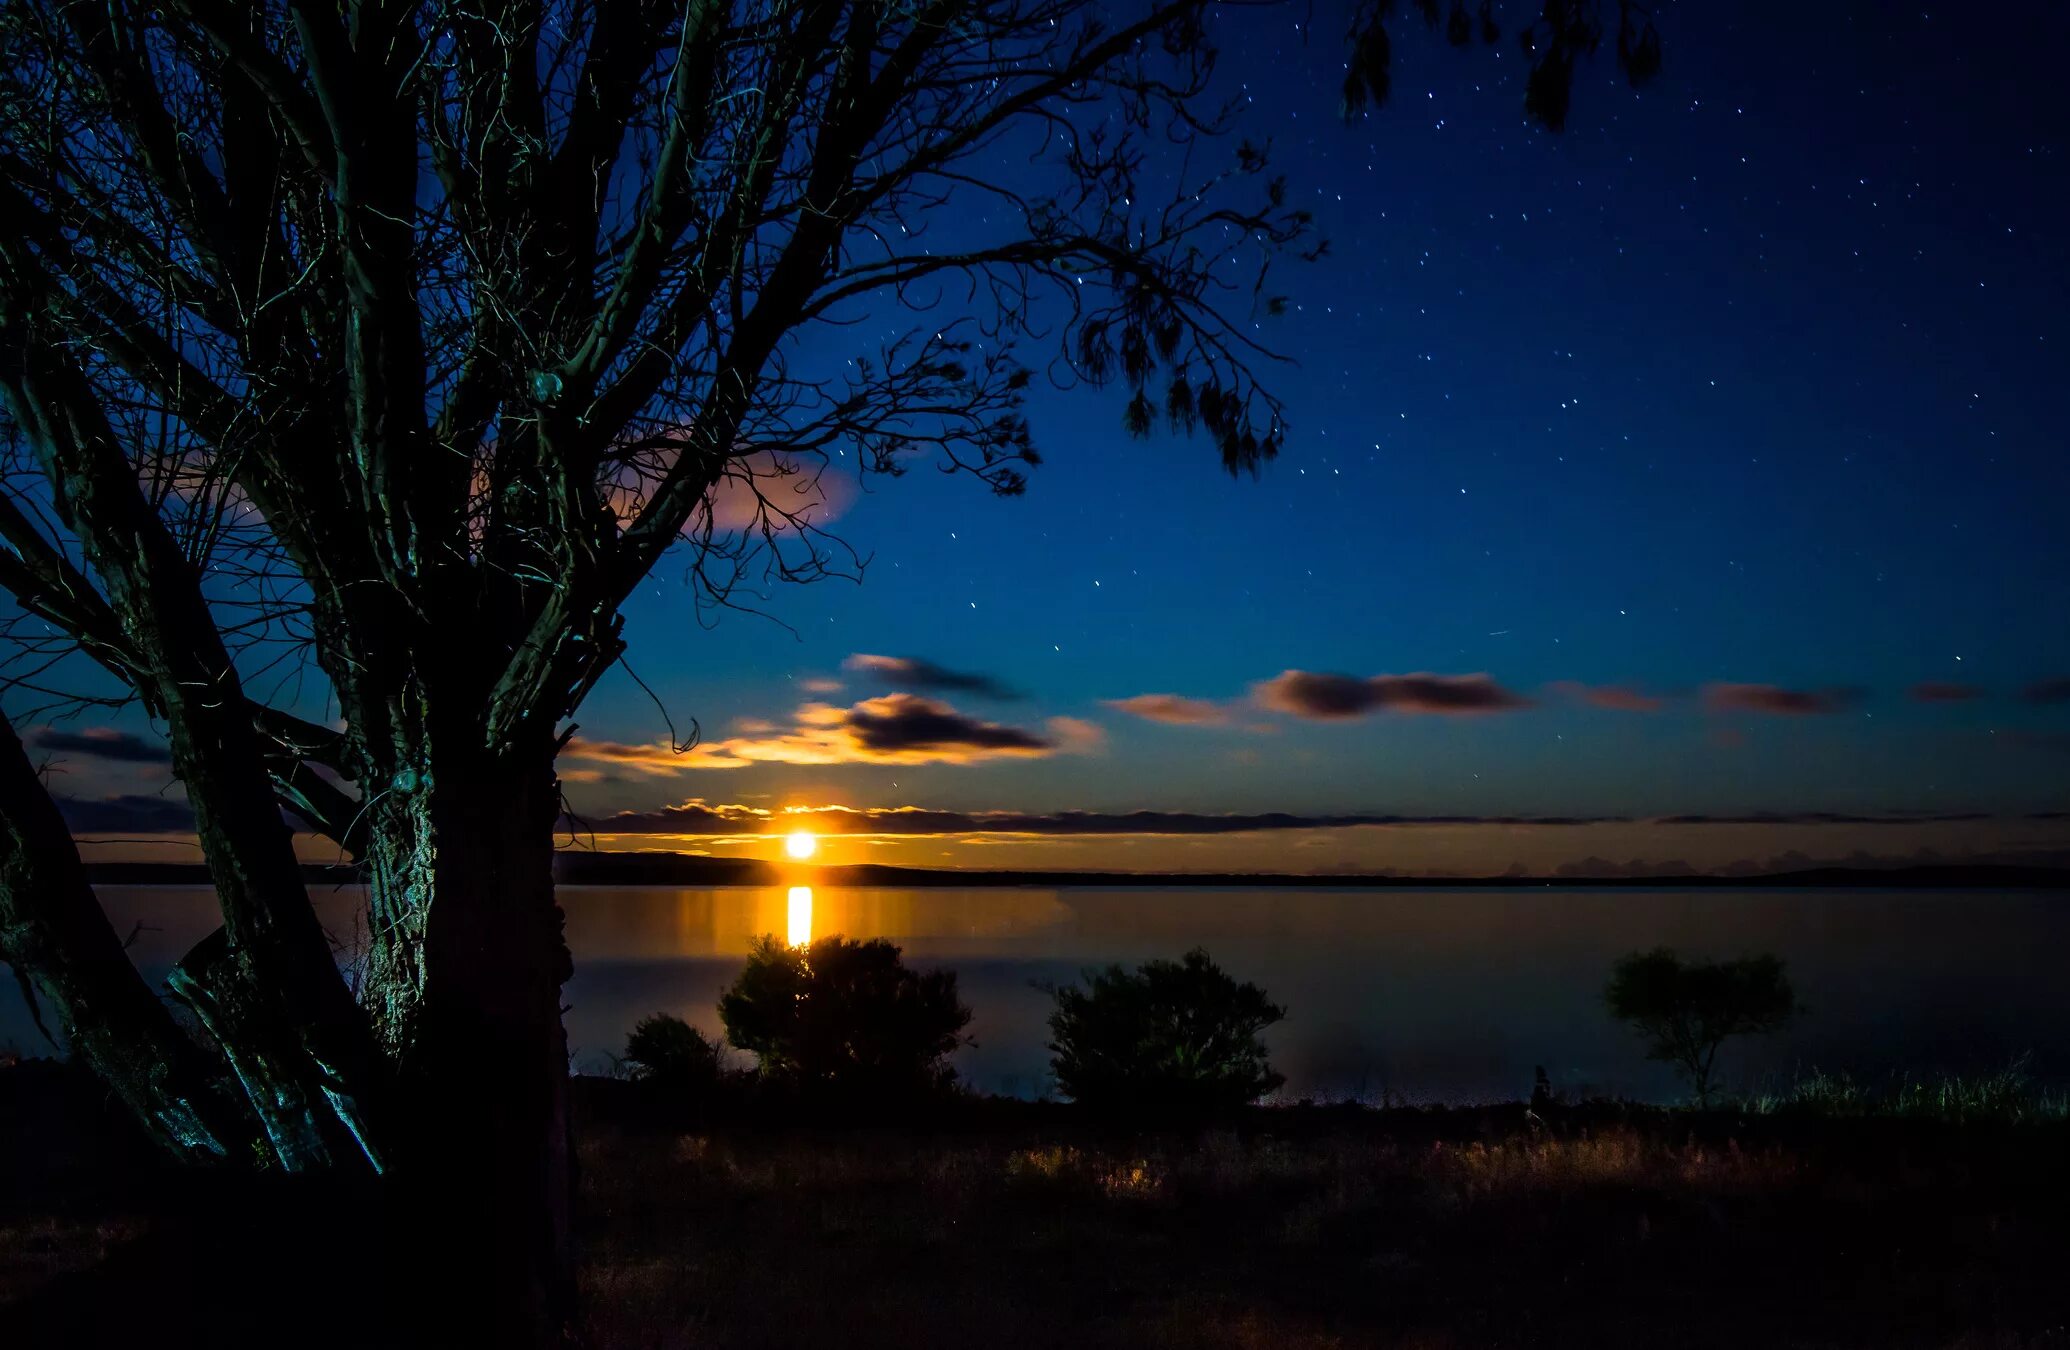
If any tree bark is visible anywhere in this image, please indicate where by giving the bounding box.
[359,729,577,1345]
[0,714,254,1163]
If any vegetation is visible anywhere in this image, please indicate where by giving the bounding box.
[1743,1059,2070,1126]
[1046,948,1285,1114]
[559,1098,2070,1349]
[1605,948,1801,1106]
[621,1014,723,1103]
[0,0,1675,1332]
[718,935,971,1104]
[0,0,1328,1333]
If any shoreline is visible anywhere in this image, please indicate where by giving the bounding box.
[77,855,2070,890]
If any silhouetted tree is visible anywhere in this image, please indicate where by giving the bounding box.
[719,935,971,1100]
[1605,948,1801,1106]
[1046,948,1284,1113]
[0,3,1312,1332]
[1342,0,1662,131]
[0,0,1651,1335]
[624,1012,724,1100]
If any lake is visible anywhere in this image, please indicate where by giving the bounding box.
[13,885,2070,1103]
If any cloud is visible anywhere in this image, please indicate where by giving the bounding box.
[1547,682,1666,713]
[842,693,1050,755]
[1252,671,1530,719]
[56,794,194,833]
[843,654,1022,700]
[1650,810,1992,826]
[567,696,1094,770]
[1909,681,1984,703]
[606,449,857,535]
[2021,677,2070,705]
[1701,683,1862,716]
[28,726,172,764]
[561,737,738,775]
[798,677,845,694]
[593,802,1632,836]
[592,801,2019,838]
[1102,694,1230,726]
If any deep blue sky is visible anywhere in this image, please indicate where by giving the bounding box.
[531,2,2070,871]
[49,2,2070,873]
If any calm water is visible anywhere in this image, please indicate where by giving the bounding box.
[12,885,2069,1103]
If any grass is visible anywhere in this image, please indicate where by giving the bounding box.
[7,1060,2070,1348]
[1741,1059,2070,1125]
[572,1085,2070,1349]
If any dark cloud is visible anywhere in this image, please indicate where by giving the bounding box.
[2021,677,2070,705]
[1651,811,1991,826]
[56,794,194,833]
[592,803,1639,832]
[594,801,2026,837]
[565,695,1094,769]
[843,654,1022,700]
[594,801,1631,836]
[1702,683,1862,716]
[1102,694,1230,726]
[843,693,1051,754]
[1909,681,1984,703]
[29,726,172,764]
[1253,670,1530,719]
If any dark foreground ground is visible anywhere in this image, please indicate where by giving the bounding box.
[5,1065,2069,1348]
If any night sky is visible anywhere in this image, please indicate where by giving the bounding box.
[53,3,2070,876]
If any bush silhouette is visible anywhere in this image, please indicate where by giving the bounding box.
[718,935,971,1102]
[623,1013,723,1103]
[1605,947,1801,1106]
[1046,948,1285,1114]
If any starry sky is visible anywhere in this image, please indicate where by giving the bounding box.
[46,2,2070,876]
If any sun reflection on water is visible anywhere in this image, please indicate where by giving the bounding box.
[786,885,813,948]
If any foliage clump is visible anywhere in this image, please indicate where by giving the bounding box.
[623,1014,724,1109]
[1605,948,1801,1105]
[1046,948,1285,1114]
[718,935,971,1104]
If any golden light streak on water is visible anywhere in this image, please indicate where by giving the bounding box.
[786,885,813,948]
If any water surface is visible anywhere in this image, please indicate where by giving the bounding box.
[12,885,2067,1103]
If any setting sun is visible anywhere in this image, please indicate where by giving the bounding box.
[783,829,818,860]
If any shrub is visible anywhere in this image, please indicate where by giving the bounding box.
[623,1013,723,1098]
[1046,948,1285,1114]
[718,934,971,1102]
[1605,947,1800,1106]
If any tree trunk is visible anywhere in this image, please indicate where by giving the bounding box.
[360,732,577,1345]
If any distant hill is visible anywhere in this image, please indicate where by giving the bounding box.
[81,854,2070,890]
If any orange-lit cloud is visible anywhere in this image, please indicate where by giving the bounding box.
[592,799,2008,838]
[1546,682,1667,713]
[604,449,858,535]
[563,695,1100,770]
[1102,693,1230,726]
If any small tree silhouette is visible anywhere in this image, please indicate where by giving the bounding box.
[623,1014,723,1101]
[718,935,971,1103]
[1046,948,1285,1114]
[1604,948,1801,1106]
